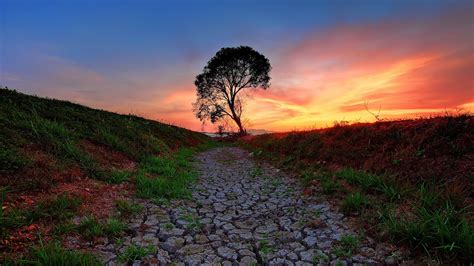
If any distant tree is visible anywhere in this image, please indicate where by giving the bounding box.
[217,125,225,137]
[193,46,271,134]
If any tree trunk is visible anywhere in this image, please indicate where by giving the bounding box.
[233,115,246,135]
[229,100,246,135]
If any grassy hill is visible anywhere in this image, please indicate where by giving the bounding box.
[242,116,473,262]
[0,87,211,261]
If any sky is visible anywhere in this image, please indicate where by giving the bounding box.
[1,0,473,132]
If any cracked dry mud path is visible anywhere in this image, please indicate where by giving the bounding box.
[98,147,403,265]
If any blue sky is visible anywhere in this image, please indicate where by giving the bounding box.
[1,0,472,131]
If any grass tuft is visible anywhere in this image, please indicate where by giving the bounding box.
[21,241,101,265]
[136,148,197,199]
[333,234,361,258]
[341,192,368,214]
[115,199,144,218]
[118,244,156,262]
[381,199,474,261]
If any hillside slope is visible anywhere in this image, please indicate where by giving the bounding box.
[242,116,474,262]
[0,88,207,189]
[0,87,209,258]
[244,116,473,202]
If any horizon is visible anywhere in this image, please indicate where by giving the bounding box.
[1,0,473,132]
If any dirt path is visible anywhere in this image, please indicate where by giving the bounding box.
[99,147,402,265]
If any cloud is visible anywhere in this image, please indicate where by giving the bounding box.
[241,8,474,131]
[3,7,472,132]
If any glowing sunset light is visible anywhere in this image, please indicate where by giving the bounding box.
[1,1,472,132]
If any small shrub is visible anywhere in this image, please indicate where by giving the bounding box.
[118,244,156,262]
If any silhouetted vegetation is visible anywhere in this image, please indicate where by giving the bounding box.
[193,46,271,134]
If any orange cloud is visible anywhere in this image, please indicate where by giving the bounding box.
[240,8,474,131]
[7,9,472,133]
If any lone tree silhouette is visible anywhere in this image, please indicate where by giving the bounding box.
[193,46,271,134]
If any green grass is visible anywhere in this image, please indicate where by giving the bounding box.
[77,216,104,241]
[340,192,368,214]
[180,213,204,231]
[0,87,209,184]
[335,168,383,192]
[0,144,30,172]
[333,234,361,258]
[28,193,82,221]
[14,241,102,266]
[104,170,132,184]
[257,239,275,255]
[115,199,144,218]
[250,166,264,178]
[118,244,156,262]
[77,216,127,241]
[381,198,473,262]
[1,192,82,240]
[321,178,342,194]
[301,170,325,186]
[103,218,127,237]
[136,147,198,199]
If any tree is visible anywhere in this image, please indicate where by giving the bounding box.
[193,46,271,134]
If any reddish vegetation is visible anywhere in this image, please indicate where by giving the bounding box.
[79,140,136,171]
[0,144,136,256]
[243,115,474,204]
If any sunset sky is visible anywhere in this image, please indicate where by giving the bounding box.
[1,0,473,132]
